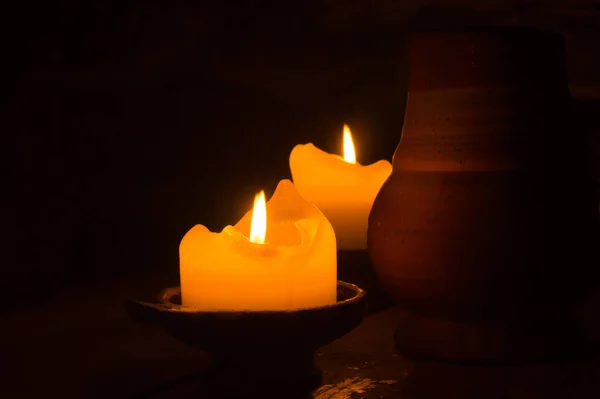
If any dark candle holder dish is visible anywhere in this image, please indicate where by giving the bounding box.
[125,281,366,394]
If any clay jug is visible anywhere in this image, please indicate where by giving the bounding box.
[368,27,599,363]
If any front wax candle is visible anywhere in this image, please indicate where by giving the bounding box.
[179,179,337,311]
[289,125,392,250]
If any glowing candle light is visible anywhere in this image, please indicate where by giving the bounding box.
[179,180,337,311]
[290,124,392,249]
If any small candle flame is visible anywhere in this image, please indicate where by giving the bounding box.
[343,124,356,164]
[249,190,267,244]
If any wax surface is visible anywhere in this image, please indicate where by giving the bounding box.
[290,143,392,250]
[179,179,337,311]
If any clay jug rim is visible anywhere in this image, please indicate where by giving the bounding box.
[408,25,563,41]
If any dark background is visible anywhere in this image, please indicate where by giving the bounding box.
[5,1,600,312]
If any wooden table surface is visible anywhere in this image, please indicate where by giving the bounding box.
[2,269,600,399]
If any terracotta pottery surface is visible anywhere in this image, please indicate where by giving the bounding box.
[368,27,600,363]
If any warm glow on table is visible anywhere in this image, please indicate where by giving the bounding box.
[179,180,337,311]
[290,124,392,250]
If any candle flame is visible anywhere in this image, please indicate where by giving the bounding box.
[343,124,356,164]
[249,190,267,244]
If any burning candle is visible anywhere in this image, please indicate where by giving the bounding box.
[179,179,337,311]
[289,124,392,250]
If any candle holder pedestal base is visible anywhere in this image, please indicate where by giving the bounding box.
[395,310,588,364]
[125,281,366,394]
[337,250,396,314]
[200,352,322,395]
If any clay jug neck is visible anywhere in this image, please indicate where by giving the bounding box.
[406,27,568,92]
